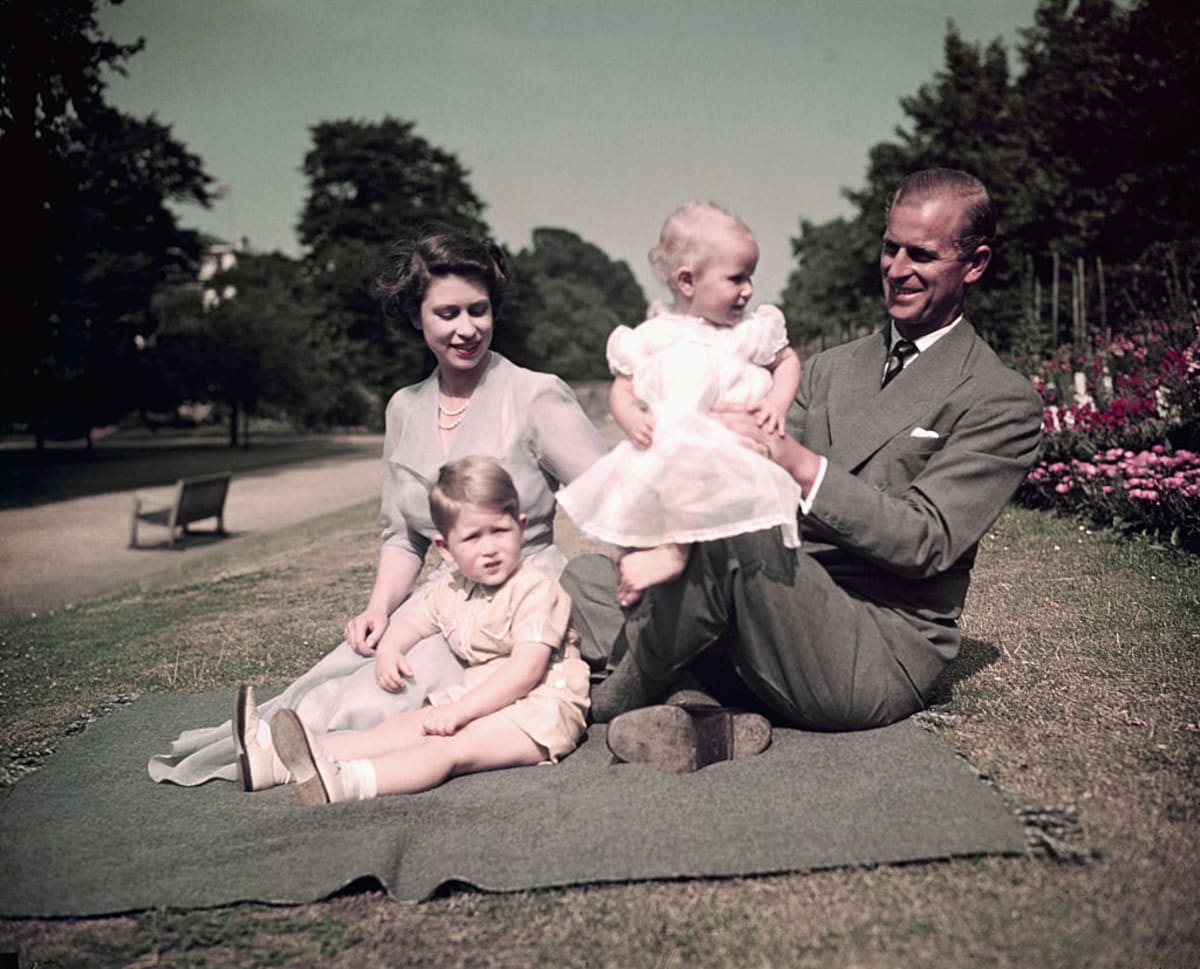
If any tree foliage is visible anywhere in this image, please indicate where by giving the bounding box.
[504,228,646,381]
[782,0,1200,357]
[1,0,212,445]
[153,251,353,446]
[297,118,491,401]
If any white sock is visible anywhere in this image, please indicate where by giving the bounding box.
[339,758,378,801]
[256,718,292,785]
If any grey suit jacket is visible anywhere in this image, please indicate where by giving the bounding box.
[789,321,1044,687]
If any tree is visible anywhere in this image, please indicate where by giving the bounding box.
[297,118,491,402]
[154,251,351,447]
[780,216,879,350]
[782,0,1200,358]
[505,228,646,381]
[1,0,212,446]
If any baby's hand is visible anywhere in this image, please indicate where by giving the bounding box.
[748,398,789,437]
[374,637,414,693]
[423,703,470,736]
[625,411,655,449]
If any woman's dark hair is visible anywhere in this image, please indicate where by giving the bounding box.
[377,228,511,327]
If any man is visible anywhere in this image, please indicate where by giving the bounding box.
[566,169,1044,771]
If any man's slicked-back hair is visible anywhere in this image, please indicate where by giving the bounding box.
[428,456,520,536]
[890,169,997,257]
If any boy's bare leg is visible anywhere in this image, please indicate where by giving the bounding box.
[323,708,429,761]
[370,713,546,795]
[615,543,690,608]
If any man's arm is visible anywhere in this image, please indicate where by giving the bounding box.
[719,357,1043,578]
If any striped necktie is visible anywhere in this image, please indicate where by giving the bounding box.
[881,339,918,388]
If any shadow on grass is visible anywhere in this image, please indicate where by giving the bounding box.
[0,434,381,511]
[926,636,1001,706]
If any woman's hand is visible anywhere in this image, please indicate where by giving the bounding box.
[346,606,389,656]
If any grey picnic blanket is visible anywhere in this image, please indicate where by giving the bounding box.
[0,691,1026,916]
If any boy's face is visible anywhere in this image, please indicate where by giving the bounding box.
[434,506,526,588]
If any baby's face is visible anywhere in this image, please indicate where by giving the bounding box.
[440,506,525,587]
[687,231,758,327]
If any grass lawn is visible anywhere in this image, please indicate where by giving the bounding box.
[1,496,1197,967]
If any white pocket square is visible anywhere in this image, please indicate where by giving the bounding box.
[910,426,940,439]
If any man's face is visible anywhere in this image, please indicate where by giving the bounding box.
[880,196,989,338]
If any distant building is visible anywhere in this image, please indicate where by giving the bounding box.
[197,236,249,309]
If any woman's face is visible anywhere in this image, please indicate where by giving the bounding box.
[416,274,494,376]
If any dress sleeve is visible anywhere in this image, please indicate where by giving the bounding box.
[508,570,572,648]
[606,325,641,377]
[529,376,607,486]
[741,305,791,365]
[379,389,432,562]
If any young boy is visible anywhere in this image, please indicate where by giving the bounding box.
[268,456,590,804]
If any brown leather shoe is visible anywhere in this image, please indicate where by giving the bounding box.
[606,704,771,773]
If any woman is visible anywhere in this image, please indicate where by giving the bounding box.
[148,230,607,788]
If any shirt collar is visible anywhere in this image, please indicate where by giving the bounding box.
[890,315,963,353]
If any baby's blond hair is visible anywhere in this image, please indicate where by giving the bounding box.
[648,202,754,295]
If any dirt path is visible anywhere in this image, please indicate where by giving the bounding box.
[0,437,385,617]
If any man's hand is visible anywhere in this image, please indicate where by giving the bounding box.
[748,398,790,437]
[713,402,779,459]
[712,401,823,494]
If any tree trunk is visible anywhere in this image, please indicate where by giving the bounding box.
[229,400,240,447]
[1051,250,1060,349]
[1076,256,1087,349]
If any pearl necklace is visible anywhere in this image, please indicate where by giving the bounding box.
[437,398,470,430]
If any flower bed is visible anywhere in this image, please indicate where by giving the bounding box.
[1015,319,1200,550]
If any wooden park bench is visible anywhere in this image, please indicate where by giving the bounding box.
[129,471,233,548]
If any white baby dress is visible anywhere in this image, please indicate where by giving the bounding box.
[556,306,803,549]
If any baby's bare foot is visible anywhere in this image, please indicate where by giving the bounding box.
[616,544,689,608]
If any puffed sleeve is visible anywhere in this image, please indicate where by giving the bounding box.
[605,325,641,377]
[529,376,607,486]
[740,304,790,365]
[508,568,572,648]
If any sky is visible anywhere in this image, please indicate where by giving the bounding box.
[98,0,1041,307]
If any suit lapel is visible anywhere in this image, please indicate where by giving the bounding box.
[828,323,977,472]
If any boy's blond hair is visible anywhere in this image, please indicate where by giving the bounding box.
[429,456,519,535]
